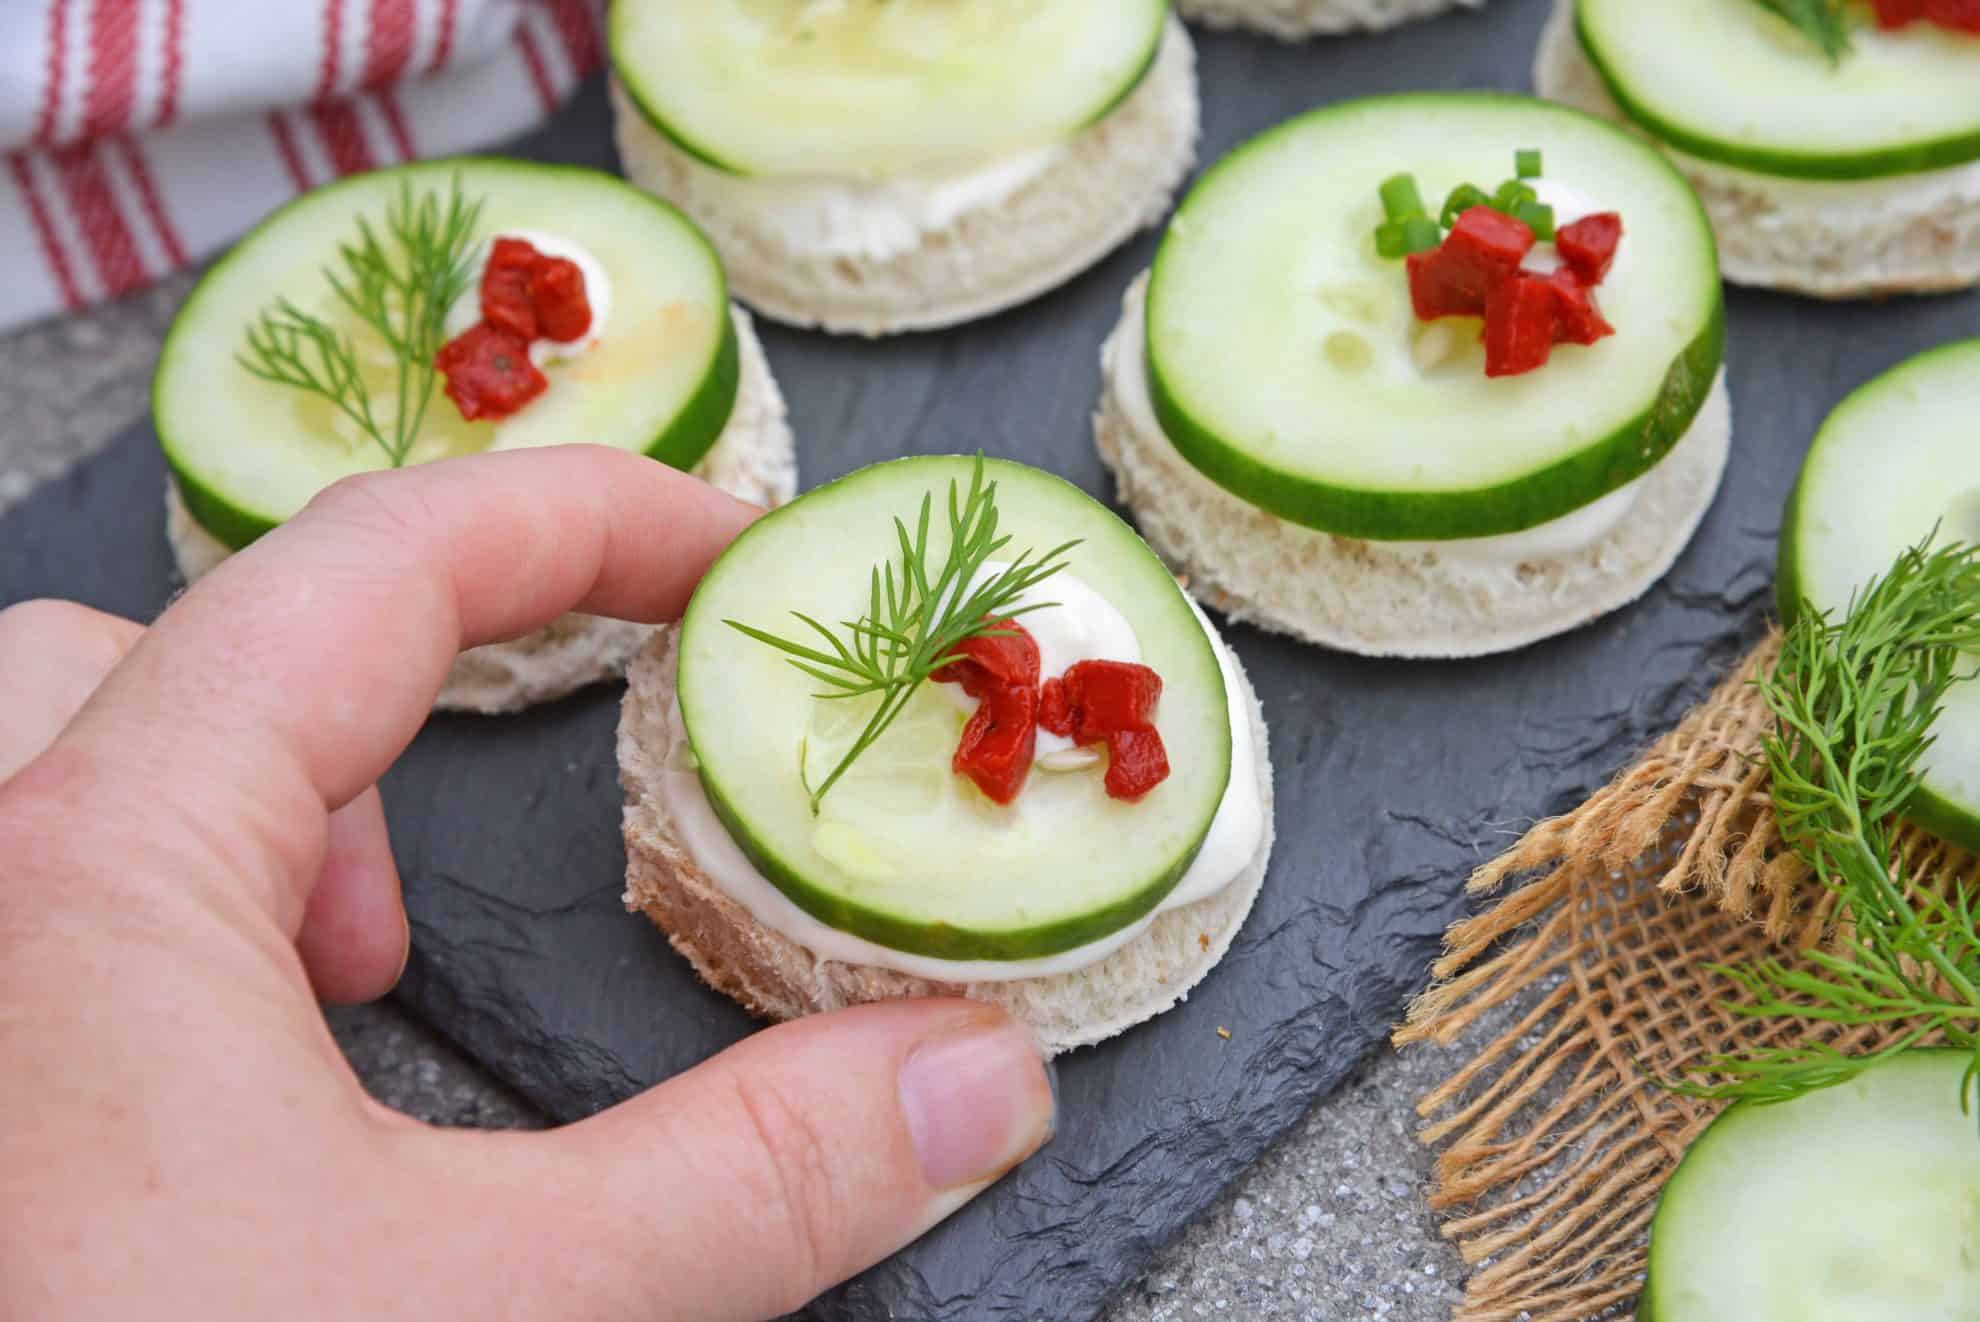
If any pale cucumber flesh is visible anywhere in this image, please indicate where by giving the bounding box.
[676,456,1231,962]
[1145,92,1722,539]
[1576,0,1980,179]
[1645,1050,1980,1321]
[609,0,1169,177]
[155,158,734,550]
[1778,338,1980,851]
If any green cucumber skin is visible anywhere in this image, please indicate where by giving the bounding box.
[1642,1049,1978,1321]
[1573,1,1980,182]
[608,0,1172,180]
[156,157,738,553]
[1775,338,1980,855]
[678,455,1233,963]
[1143,91,1725,542]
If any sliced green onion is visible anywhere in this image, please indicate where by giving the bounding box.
[1511,199,1556,240]
[1379,172,1426,223]
[1493,179,1537,212]
[1400,215,1442,254]
[1374,220,1409,259]
[1440,183,1492,228]
[1515,148,1543,179]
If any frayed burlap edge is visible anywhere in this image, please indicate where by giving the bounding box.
[1395,630,1977,1322]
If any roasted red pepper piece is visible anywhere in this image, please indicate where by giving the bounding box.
[1038,676,1073,739]
[1483,274,1558,378]
[1405,249,1485,320]
[529,256,593,343]
[480,237,542,341]
[1405,207,1535,320]
[1924,0,1980,30]
[932,620,1041,697]
[1102,727,1170,801]
[951,684,1037,805]
[436,322,547,421]
[1873,0,1926,24]
[1555,213,1623,286]
[1547,269,1615,347]
[1052,660,1164,744]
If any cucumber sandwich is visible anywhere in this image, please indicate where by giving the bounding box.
[1095,93,1729,657]
[607,1,1198,337]
[616,456,1274,1052]
[1779,339,1980,853]
[1178,0,1482,41]
[154,158,795,714]
[1537,0,1980,298]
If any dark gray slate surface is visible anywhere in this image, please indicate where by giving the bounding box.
[4,2,1978,1317]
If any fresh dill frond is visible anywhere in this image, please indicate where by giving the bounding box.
[727,457,1078,813]
[1747,0,1854,63]
[1681,537,1980,1125]
[238,176,483,467]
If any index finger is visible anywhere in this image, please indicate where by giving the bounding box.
[64,442,756,824]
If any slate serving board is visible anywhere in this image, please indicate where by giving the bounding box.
[6,2,1980,1316]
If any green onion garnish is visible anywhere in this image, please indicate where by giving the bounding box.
[1511,199,1556,240]
[1379,172,1426,223]
[1493,179,1537,212]
[1515,148,1543,179]
[1400,215,1441,254]
[1440,183,1492,229]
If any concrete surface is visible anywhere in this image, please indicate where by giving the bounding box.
[0,281,1475,1322]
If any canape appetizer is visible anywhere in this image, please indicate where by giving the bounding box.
[1779,338,1980,852]
[155,159,795,714]
[1645,1051,1980,1319]
[1094,93,1730,657]
[1179,0,1481,41]
[617,456,1273,1052]
[607,1,1198,337]
[1537,0,1980,298]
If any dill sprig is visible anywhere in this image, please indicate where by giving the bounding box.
[1747,0,1854,63]
[1683,536,1980,1123]
[238,176,483,467]
[727,458,1078,813]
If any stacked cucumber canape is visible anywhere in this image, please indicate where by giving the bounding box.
[1179,0,1484,41]
[1096,92,1729,657]
[617,456,1274,1052]
[606,0,1199,336]
[1539,0,1980,297]
[153,158,796,714]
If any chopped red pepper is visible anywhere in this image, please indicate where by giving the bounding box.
[1874,0,1980,29]
[1547,269,1615,347]
[1405,249,1485,320]
[933,621,1041,697]
[435,323,546,421]
[529,256,593,343]
[1555,213,1623,286]
[1873,0,1925,22]
[1102,727,1171,802]
[1483,275,1558,378]
[1037,660,1171,801]
[951,684,1038,805]
[480,237,542,341]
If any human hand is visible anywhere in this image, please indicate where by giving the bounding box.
[0,446,1055,1321]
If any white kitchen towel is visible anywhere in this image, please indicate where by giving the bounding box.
[0,0,604,331]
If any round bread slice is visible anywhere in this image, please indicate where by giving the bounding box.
[1095,272,1732,658]
[608,18,1199,338]
[166,306,797,715]
[1533,0,1980,299]
[618,622,1274,1056]
[1179,0,1481,38]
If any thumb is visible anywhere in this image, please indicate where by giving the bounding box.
[441,999,1055,1322]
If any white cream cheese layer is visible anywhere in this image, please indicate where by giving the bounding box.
[443,228,614,370]
[1117,203,1647,569]
[654,582,1266,982]
[679,144,1065,264]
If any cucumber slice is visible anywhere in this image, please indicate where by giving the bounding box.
[1644,1050,1980,1320]
[155,158,736,551]
[609,0,1168,178]
[1778,339,1980,852]
[1576,0,1980,180]
[677,456,1232,962]
[1145,93,1723,540]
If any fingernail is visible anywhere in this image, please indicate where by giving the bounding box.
[899,1015,1056,1190]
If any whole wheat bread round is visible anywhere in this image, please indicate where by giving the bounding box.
[617,623,1274,1056]
[1180,0,1481,38]
[166,305,797,715]
[1094,272,1733,658]
[1533,0,1980,299]
[608,19,1199,338]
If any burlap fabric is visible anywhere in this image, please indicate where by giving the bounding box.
[1396,631,1975,1321]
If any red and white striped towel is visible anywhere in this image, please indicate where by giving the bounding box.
[0,0,605,332]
